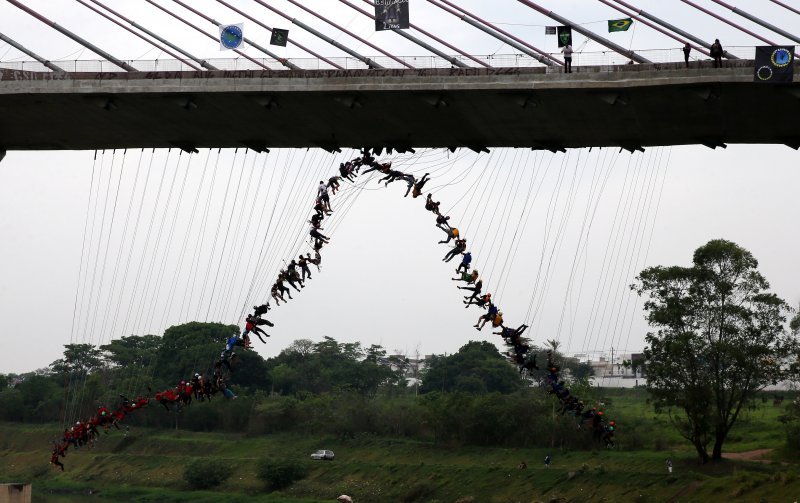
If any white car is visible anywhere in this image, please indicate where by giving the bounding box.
[310,449,335,460]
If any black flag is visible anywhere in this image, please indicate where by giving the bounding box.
[374,0,409,31]
[754,45,794,83]
[557,26,572,48]
[545,26,556,35]
[270,28,289,47]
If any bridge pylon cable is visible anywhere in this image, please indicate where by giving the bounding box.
[213,0,344,70]
[0,32,65,72]
[516,0,653,64]
[250,0,384,69]
[284,0,414,69]
[678,0,778,46]
[86,0,218,71]
[360,0,492,69]
[709,0,800,45]
[144,0,271,71]
[167,0,301,71]
[607,0,739,60]
[5,0,137,71]
[338,0,469,68]
[425,0,558,67]
[597,0,711,57]
[74,0,203,72]
[769,0,800,17]
[429,0,563,66]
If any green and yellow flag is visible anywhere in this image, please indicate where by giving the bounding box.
[608,18,633,32]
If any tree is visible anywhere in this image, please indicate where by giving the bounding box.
[154,322,239,381]
[632,239,798,462]
[100,335,161,369]
[420,341,522,394]
[50,343,103,375]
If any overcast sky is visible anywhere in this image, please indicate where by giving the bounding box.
[1,1,799,373]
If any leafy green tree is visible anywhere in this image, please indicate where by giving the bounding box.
[50,343,103,375]
[632,239,798,462]
[100,335,161,368]
[267,337,402,396]
[154,322,239,381]
[420,341,522,394]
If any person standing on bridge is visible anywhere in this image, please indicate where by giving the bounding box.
[710,39,723,68]
[561,44,573,73]
[683,43,691,68]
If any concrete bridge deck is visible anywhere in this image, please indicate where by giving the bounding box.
[0,60,798,152]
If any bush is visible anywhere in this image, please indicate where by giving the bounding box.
[256,458,308,490]
[183,459,233,490]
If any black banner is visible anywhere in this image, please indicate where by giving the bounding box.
[557,26,572,48]
[754,45,794,83]
[374,0,409,31]
[270,28,289,47]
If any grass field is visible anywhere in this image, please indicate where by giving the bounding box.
[2,389,798,502]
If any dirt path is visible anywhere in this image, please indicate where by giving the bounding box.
[722,448,774,462]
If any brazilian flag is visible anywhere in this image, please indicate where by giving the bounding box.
[608,18,633,32]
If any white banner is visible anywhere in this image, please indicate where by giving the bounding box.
[219,23,244,51]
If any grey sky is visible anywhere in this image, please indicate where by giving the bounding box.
[1,1,799,373]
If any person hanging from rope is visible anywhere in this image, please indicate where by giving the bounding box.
[276,274,293,300]
[495,323,529,341]
[425,193,441,215]
[491,311,504,330]
[191,373,204,401]
[378,169,407,186]
[309,251,322,271]
[246,313,272,343]
[436,214,452,231]
[253,303,270,318]
[284,267,303,292]
[309,212,324,229]
[452,268,479,284]
[154,387,180,412]
[475,300,498,330]
[298,254,312,281]
[340,162,357,182]
[455,251,472,274]
[362,160,391,175]
[214,369,237,400]
[318,183,333,214]
[406,172,430,198]
[271,283,285,306]
[443,238,466,262]
[313,200,326,221]
[438,226,460,244]
[50,444,66,471]
[310,228,330,248]
[328,175,341,195]
[460,279,484,305]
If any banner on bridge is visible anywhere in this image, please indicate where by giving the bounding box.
[270,28,289,47]
[374,0,410,31]
[754,46,794,83]
[557,26,572,47]
[219,24,244,51]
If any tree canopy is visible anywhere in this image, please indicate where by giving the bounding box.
[633,239,798,462]
[420,341,523,394]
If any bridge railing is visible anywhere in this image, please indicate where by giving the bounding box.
[0,46,757,73]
